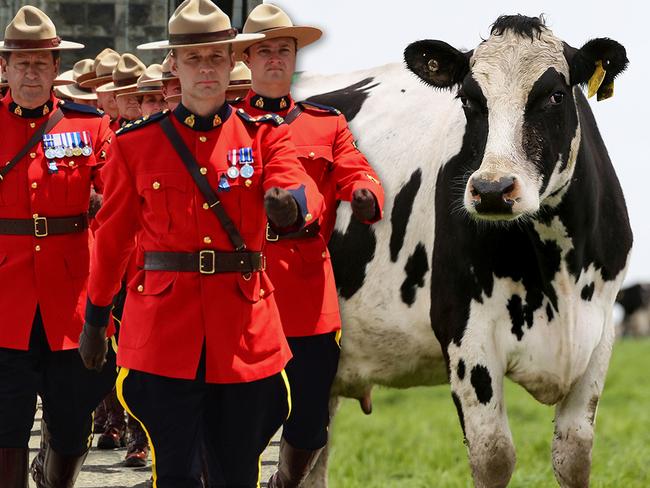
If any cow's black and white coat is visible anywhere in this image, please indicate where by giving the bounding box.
[292,15,632,488]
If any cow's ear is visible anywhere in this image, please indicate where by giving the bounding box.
[565,38,628,101]
[404,40,471,89]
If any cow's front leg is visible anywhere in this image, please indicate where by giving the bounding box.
[552,323,615,488]
[448,343,515,488]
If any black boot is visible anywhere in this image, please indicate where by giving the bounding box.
[39,447,88,488]
[267,437,322,488]
[30,420,50,485]
[0,447,29,488]
[97,388,126,449]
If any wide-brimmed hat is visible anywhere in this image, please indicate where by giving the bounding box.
[54,59,98,100]
[118,64,164,98]
[0,6,84,51]
[79,48,120,89]
[234,4,322,57]
[96,54,146,94]
[140,52,179,85]
[228,61,251,91]
[137,0,264,51]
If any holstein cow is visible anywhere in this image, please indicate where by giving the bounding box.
[292,15,632,488]
[616,283,650,336]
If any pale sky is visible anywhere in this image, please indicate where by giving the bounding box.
[267,0,650,286]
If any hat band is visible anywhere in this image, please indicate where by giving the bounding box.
[138,85,162,92]
[114,76,140,87]
[229,80,251,86]
[168,28,238,46]
[3,36,62,49]
[74,84,95,94]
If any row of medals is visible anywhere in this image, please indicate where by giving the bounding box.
[45,145,92,159]
[226,162,254,179]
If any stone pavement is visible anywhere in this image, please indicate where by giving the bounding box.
[28,406,280,488]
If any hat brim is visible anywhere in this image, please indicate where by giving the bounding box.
[0,40,84,52]
[55,83,98,101]
[137,33,265,51]
[164,93,181,104]
[234,26,322,60]
[227,82,251,91]
[118,88,164,98]
[78,75,113,89]
[96,82,139,94]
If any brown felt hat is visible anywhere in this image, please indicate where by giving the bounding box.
[79,48,120,89]
[96,53,146,94]
[54,58,98,100]
[0,6,84,51]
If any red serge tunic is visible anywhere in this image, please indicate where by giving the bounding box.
[85,104,324,383]
[0,94,113,351]
[234,92,384,337]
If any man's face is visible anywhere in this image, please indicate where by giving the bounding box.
[162,78,181,99]
[3,51,58,106]
[96,90,117,117]
[140,93,167,116]
[243,37,296,86]
[171,45,234,101]
[116,92,142,121]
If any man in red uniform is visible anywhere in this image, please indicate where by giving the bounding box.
[0,6,115,487]
[78,0,324,486]
[237,5,385,487]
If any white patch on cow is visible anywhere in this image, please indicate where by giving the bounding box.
[464,28,570,219]
[294,63,462,394]
[540,116,581,207]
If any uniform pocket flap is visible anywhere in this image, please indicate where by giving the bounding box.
[296,145,334,163]
[128,269,178,296]
[136,173,189,193]
[237,271,275,302]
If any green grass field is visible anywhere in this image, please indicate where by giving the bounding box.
[329,339,650,487]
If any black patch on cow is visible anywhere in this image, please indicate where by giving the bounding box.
[329,219,377,299]
[581,282,595,301]
[400,243,429,306]
[457,359,466,381]
[390,170,422,262]
[470,365,493,405]
[524,67,578,195]
[305,77,379,122]
[451,392,466,435]
[491,15,545,41]
[508,295,525,341]
[546,302,554,322]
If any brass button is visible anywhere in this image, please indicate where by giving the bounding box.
[203,236,212,244]
[200,167,208,175]
[199,136,207,142]
[309,151,315,159]
[244,179,252,187]
[305,213,312,222]
[69,161,76,167]
[35,245,41,252]
[322,251,327,258]
[29,152,36,159]
[31,182,38,189]
[259,288,265,297]
[32,213,39,219]
[152,181,160,190]
[203,202,210,210]
[137,285,144,293]
[29,122,36,128]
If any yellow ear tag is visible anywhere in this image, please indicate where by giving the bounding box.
[597,81,614,101]
[587,60,606,99]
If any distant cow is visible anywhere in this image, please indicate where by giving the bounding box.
[293,14,632,488]
[616,284,650,336]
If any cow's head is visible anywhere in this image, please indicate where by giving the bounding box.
[404,15,627,221]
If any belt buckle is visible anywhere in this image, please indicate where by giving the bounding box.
[199,250,216,274]
[34,216,48,238]
[265,223,279,242]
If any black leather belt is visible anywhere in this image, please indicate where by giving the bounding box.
[0,215,88,237]
[265,221,321,242]
[143,250,264,275]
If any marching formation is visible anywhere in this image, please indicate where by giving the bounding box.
[0,1,383,487]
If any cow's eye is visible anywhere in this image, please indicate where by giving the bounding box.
[549,92,564,105]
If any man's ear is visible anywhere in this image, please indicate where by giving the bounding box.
[170,55,178,77]
[404,40,472,89]
[564,38,628,101]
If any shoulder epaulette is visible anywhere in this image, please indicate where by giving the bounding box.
[235,108,284,126]
[116,110,170,136]
[58,100,104,117]
[297,100,341,116]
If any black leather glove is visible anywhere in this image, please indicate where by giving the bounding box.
[265,187,298,228]
[88,189,103,219]
[351,188,377,222]
[78,323,108,372]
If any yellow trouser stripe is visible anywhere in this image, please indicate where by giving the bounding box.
[280,369,292,420]
[116,368,158,487]
[335,329,342,348]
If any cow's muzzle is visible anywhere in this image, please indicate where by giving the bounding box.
[468,175,519,215]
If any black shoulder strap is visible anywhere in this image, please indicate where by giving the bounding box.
[0,110,64,181]
[159,117,247,251]
[283,104,303,125]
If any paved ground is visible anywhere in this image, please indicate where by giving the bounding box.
[28,406,280,488]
